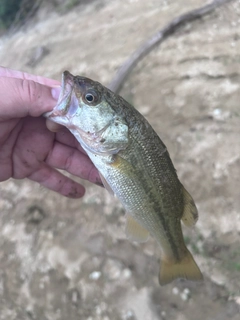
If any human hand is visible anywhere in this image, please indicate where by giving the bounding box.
[0,67,102,198]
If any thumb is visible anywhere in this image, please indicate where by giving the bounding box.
[0,76,60,118]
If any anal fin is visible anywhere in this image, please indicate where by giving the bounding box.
[125,214,149,243]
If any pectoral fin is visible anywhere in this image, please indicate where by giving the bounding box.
[125,214,149,243]
[181,187,198,227]
[99,172,114,196]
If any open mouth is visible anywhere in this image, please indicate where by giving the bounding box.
[44,71,80,125]
[49,71,74,117]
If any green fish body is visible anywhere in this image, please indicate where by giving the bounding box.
[46,71,203,285]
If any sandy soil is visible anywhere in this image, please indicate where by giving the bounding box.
[0,0,240,319]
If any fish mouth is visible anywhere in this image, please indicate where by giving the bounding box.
[44,71,113,148]
[45,71,79,124]
[45,71,124,155]
[57,71,75,113]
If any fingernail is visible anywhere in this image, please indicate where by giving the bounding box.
[51,86,61,100]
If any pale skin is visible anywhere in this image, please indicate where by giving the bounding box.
[0,66,102,198]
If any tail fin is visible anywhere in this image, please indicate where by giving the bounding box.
[158,249,203,286]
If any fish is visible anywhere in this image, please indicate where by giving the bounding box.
[46,71,203,285]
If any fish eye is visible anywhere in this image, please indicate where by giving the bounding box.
[85,93,94,102]
[84,90,99,105]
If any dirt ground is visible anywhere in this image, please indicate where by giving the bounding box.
[0,0,240,319]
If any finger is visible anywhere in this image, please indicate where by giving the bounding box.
[55,128,87,154]
[0,77,58,118]
[45,141,102,186]
[28,163,86,198]
[46,118,64,132]
[0,66,60,87]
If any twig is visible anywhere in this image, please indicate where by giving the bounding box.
[108,0,234,94]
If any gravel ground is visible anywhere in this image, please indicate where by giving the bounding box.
[0,0,240,319]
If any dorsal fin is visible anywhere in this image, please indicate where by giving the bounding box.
[125,214,149,243]
[181,187,198,227]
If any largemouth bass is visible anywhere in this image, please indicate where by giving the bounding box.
[46,71,203,285]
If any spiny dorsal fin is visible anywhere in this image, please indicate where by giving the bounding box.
[181,187,198,228]
[125,214,149,243]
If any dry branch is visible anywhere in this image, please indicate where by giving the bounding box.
[108,0,234,94]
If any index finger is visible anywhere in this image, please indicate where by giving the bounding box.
[0,66,60,87]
